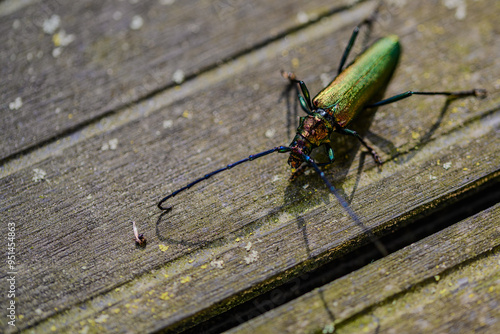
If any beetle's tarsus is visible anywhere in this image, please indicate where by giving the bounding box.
[473,89,487,99]
[280,70,296,81]
[372,151,383,165]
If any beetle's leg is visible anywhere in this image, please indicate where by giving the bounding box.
[317,145,335,166]
[337,128,382,165]
[337,16,375,75]
[158,146,291,210]
[281,71,313,113]
[292,145,334,177]
[365,89,487,108]
[280,70,297,82]
[290,145,334,180]
[301,153,388,256]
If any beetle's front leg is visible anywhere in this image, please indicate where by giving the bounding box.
[281,71,313,115]
[317,144,335,166]
[337,128,382,165]
[290,144,334,180]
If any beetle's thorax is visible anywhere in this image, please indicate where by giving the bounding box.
[287,109,335,169]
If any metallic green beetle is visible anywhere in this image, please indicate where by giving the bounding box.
[157,22,486,254]
[287,34,400,171]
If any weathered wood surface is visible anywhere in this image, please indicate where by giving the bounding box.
[0,0,345,162]
[0,0,499,333]
[227,204,500,334]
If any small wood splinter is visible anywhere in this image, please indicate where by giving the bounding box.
[132,221,147,247]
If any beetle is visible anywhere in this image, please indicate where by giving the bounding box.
[156,20,486,255]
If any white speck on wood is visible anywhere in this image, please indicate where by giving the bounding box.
[33,168,47,182]
[244,250,259,264]
[43,15,61,34]
[9,97,23,110]
[210,259,224,269]
[130,15,144,30]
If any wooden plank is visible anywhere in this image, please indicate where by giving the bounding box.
[0,0,498,333]
[0,0,349,161]
[226,204,500,334]
[14,110,496,334]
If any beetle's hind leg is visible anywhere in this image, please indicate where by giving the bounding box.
[337,11,378,75]
[365,89,487,108]
[337,128,382,165]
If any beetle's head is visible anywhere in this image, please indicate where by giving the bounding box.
[288,150,303,169]
[287,138,310,169]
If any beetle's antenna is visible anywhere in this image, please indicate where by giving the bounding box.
[158,146,291,210]
[301,153,388,256]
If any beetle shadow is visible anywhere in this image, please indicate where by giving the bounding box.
[342,96,461,199]
[295,216,312,259]
[342,103,389,202]
[366,96,467,166]
[391,98,454,164]
[278,75,300,140]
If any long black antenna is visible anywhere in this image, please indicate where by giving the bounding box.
[157,144,388,256]
[157,146,291,210]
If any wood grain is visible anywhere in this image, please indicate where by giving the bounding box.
[0,0,498,333]
[0,0,350,161]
